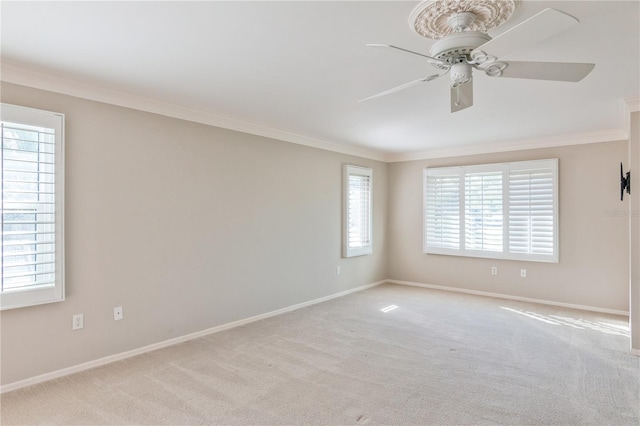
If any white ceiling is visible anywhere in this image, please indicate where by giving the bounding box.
[1,1,638,160]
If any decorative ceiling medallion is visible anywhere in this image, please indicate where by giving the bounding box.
[409,0,517,39]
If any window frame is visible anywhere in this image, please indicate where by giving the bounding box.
[1,103,65,310]
[424,159,558,263]
[343,164,373,258]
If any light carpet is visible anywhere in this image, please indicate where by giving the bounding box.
[2,283,639,425]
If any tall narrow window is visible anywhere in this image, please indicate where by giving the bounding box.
[1,104,65,310]
[343,165,372,257]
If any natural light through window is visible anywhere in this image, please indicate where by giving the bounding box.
[424,159,558,262]
[343,165,372,258]
[500,307,630,337]
[1,104,65,310]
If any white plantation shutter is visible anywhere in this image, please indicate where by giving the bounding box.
[343,165,372,257]
[1,104,64,310]
[464,169,503,252]
[424,169,460,252]
[424,159,558,262]
[348,174,371,248]
[508,159,558,262]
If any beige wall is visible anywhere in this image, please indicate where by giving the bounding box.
[629,111,639,351]
[388,142,629,312]
[0,80,634,387]
[0,83,388,385]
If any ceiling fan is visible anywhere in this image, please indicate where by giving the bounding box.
[360,0,595,112]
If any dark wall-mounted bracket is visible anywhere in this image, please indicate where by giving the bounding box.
[621,162,631,201]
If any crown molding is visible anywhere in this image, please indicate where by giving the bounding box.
[385,128,629,162]
[1,63,633,164]
[0,62,387,162]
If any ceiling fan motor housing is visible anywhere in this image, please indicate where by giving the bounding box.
[429,31,491,65]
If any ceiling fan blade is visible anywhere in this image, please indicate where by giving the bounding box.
[471,8,579,62]
[358,74,442,102]
[451,80,473,113]
[496,61,595,82]
[366,44,447,66]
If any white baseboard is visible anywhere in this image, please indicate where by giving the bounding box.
[387,279,630,316]
[0,280,385,394]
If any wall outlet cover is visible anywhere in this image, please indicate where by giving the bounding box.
[72,314,84,330]
[114,306,123,321]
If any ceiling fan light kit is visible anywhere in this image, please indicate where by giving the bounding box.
[361,0,595,112]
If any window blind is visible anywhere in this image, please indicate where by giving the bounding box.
[423,159,558,262]
[465,170,503,252]
[1,104,64,310]
[424,172,460,251]
[508,161,557,260]
[343,165,372,257]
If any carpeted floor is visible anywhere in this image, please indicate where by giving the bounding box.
[2,283,638,425]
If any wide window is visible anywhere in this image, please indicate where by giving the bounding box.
[343,165,372,257]
[424,159,558,262]
[1,104,65,310]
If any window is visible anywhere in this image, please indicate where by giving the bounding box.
[424,159,558,262]
[343,165,372,257]
[1,104,65,310]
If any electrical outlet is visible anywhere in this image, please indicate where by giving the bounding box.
[72,314,84,330]
[114,306,123,321]
[491,266,498,275]
[336,265,341,275]
[520,269,527,278]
